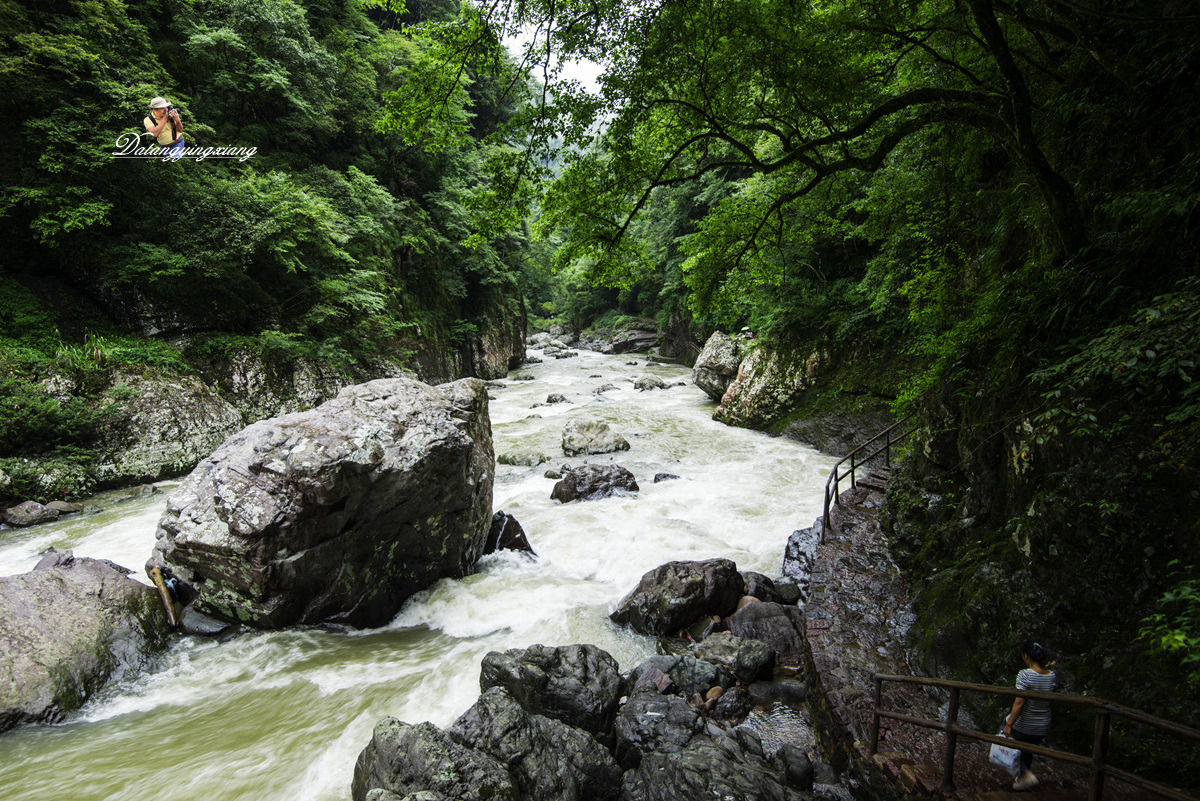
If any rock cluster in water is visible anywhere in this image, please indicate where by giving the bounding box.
[0,550,170,733]
[148,377,495,629]
[353,559,817,801]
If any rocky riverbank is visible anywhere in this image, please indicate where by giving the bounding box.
[352,558,857,801]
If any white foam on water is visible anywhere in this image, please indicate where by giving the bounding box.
[0,348,837,801]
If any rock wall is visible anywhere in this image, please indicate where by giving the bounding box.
[699,335,899,458]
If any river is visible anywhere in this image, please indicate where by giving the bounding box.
[0,348,836,801]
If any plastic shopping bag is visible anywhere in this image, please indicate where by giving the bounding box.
[989,730,1022,776]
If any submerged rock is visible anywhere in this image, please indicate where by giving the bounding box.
[551,465,640,503]
[610,559,745,636]
[0,552,170,733]
[149,377,494,629]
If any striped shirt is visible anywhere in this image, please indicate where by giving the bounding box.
[1014,668,1056,736]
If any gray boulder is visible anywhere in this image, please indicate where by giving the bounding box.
[2,500,59,527]
[633,375,667,391]
[726,602,807,658]
[609,559,745,636]
[148,377,494,629]
[692,632,775,684]
[0,552,170,733]
[619,701,800,801]
[614,688,706,770]
[624,655,735,699]
[692,332,743,402]
[479,644,622,745]
[497,451,550,466]
[561,418,630,456]
[44,500,84,516]
[449,687,621,801]
[781,522,820,602]
[551,465,640,503]
[351,718,518,801]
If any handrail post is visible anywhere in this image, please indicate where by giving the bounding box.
[850,452,858,489]
[1090,707,1112,801]
[870,676,883,755]
[941,687,960,792]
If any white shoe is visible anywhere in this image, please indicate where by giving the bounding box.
[1012,771,1039,791]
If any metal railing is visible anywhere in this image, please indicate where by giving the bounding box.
[821,417,914,540]
[869,673,1200,800]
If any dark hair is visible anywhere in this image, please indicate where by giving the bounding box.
[1021,640,1047,665]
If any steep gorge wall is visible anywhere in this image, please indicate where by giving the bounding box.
[0,276,526,505]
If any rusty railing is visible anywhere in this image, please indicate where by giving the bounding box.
[870,673,1200,800]
[821,417,914,540]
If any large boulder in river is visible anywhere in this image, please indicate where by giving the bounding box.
[479,644,623,745]
[352,718,518,801]
[148,377,494,629]
[609,559,745,636]
[0,551,170,733]
[561,418,630,456]
[2,500,60,527]
[551,464,640,503]
[713,342,829,429]
[692,332,744,402]
[449,686,622,801]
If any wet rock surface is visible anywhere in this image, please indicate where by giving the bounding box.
[610,558,745,636]
[0,551,170,733]
[550,464,640,503]
[692,331,746,402]
[2,500,61,527]
[483,512,536,557]
[479,644,622,745]
[561,418,631,456]
[148,377,494,629]
[355,643,836,801]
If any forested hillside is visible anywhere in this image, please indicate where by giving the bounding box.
[0,0,530,499]
[2,0,1198,770]
[386,0,1200,763]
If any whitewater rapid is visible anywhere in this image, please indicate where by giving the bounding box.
[0,348,835,801]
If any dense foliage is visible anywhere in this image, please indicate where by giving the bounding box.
[0,0,530,493]
[391,0,1200,747]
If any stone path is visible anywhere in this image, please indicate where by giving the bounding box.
[800,482,1141,801]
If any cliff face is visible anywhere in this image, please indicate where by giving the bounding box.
[700,334,909,458]
[881,381,1200,743]
[0,276,526,505]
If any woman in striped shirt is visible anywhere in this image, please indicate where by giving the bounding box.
[1004,640,1057,791]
